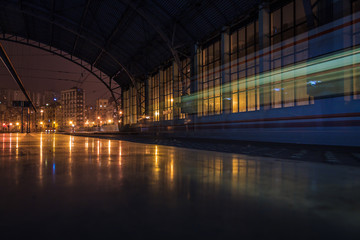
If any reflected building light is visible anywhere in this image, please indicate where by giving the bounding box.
[119,142,122,166]
[97,140,100,162]
[85,137,89,149]
[2,135,5,152]
[69,135,72,153]
[170,159,174,181]
[53,134,56,153]
[9,134,12,152]
[15,133,19,160]
[39,133,43,184]
[155,145,158,166]
[215,157,223,182]
[108,140,111,161]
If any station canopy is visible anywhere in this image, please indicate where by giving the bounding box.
[0,0,260,86]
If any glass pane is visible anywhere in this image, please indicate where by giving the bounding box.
[247,89,256,111]
[354,0,360,13]
[232,93,238,113]
[239,91,246,112]
[238,28,246,49]
[271,82,282,108]
[215,97,221,114]
[208,45,214,63]
[282,2,294,30]
[247,23,255,46]
[295,78,309,106]
[354,67,360,99]
[283,79,295,107]
[296,0,306,24]
[214,41,221,60]
[208,98,214,115]
[271,9,281,35]
[231,32,237,53]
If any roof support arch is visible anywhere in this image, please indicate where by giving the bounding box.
[120,0,189,95]
[0,34,123,127]
[0,1,136,86]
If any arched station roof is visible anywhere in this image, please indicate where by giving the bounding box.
[0,0,261,86]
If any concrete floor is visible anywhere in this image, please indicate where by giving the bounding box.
[0,133,359,239]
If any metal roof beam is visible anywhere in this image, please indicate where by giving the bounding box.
[0,42,36,111]
[71,0,91,56]
[49,0,55,47]
[121,0,188,94]
[0,1,136,86]
[149,0,197,43]
[92,3,136,67]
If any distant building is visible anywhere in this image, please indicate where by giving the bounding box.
[85,105,96,126]
[42,101,62,130]
[13,90,27,102]
[42,91,57,106]
[95,98,110,124]
[61,87,85,128]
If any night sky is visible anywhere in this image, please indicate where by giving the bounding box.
[0,41,111,105]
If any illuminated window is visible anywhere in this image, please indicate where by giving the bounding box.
[149,74,160,121]
[230,22,260,113]
[198,40,222,116]
[162,66,174,121]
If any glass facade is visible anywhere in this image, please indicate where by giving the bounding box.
[123,82,145,125]
[197,41,222,116]
[149,74,160,121]
[230,21,260,113]
[121,0,360,126]
[161,66,174,121]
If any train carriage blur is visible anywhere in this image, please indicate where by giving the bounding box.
[121,1,360,146]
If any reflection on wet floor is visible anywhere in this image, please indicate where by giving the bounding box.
[0,133,360,239]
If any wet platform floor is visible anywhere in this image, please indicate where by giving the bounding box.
[0,133,359,239]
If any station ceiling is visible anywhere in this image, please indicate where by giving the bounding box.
[0,0,261,86]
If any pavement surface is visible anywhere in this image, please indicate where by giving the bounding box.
[68,132,360,166]
[0,133,360,239]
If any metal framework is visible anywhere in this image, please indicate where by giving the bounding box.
[0,0,257,91]
[0,33,122,121]
[0,41,36,111]
[122,0,189,96]
[0,1,136,86]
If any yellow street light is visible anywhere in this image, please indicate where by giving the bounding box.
[108,119,112,123]
[9,123,13,126]
[40,122,43,125]
[97,116,100,119]
[16,122,19,126]
[69,121,73,125]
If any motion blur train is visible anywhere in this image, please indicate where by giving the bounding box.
[124,3,360,147]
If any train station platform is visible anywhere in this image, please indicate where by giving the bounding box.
[0,133,359,239]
